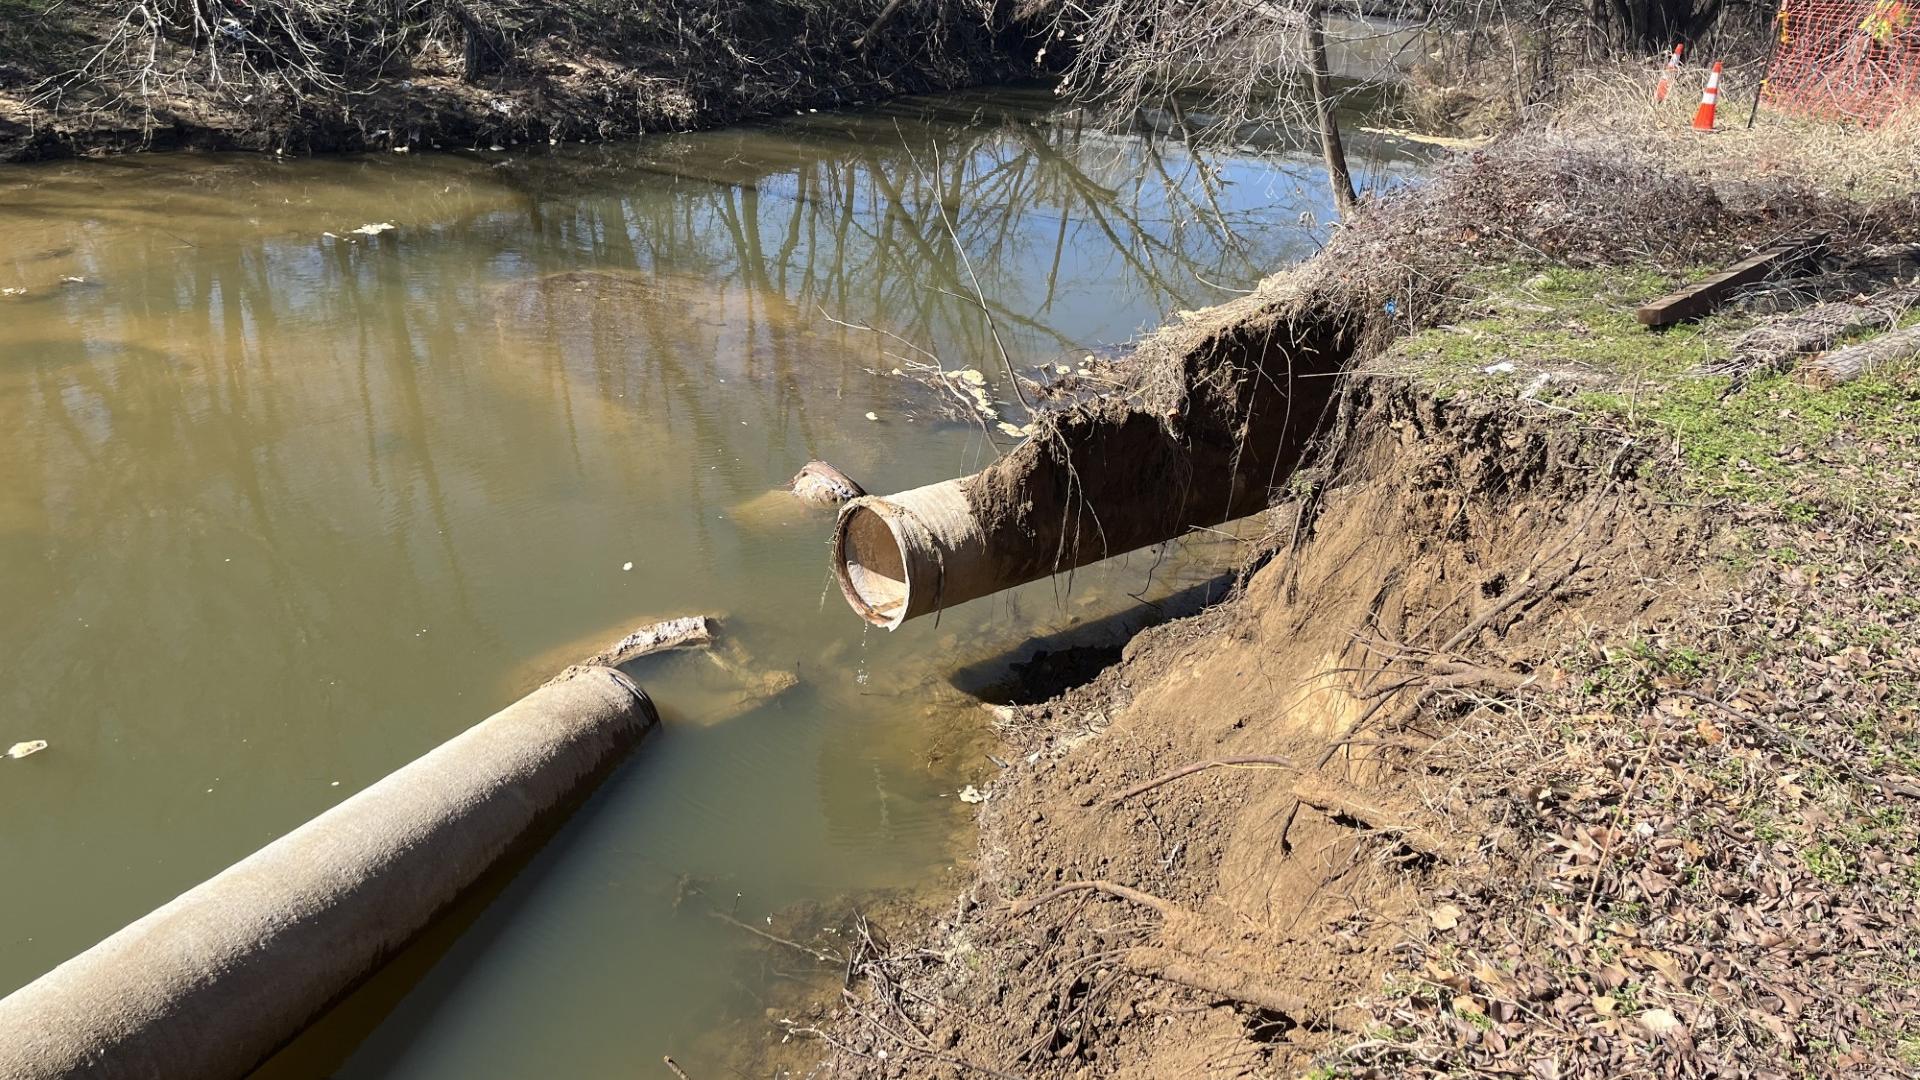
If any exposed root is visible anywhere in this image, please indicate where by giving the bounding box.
[1106,756,1297,806]
[1009,880,1176,919]
[1121,947,1358,1032]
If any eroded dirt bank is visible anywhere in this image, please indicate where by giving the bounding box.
[0,0,1032,162]
[784,127,1920,1078]
[813,377,1713,1077]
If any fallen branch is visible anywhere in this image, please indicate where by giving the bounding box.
[707,909,845,966]
[577,615,713,669]
[1673,689,1920,799]
[1700,284,1920,388]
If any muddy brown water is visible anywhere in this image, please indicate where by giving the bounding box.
[0,86,1427,1076]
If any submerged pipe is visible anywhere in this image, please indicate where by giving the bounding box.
[0,665,657,1080]
[833,323,1343,629]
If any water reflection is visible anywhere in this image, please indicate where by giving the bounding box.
[0,83,1426,1077]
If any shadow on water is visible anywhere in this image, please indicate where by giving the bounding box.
[949,569,1243,706]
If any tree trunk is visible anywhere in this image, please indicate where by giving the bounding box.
[856,0,912,53]
[1304,6,1358,217]
[1803,325,1920,387]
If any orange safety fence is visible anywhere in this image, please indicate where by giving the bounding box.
[1761,0,1920,124]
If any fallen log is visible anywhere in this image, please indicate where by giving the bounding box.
[1801,324,1920,388]
[1698,285,1919,387]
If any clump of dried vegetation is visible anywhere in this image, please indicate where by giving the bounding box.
[1548,66,1920,201]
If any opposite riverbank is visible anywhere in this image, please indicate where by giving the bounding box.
[0,0,1032,162]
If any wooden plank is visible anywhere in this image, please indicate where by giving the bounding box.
[1637,239,1821,328]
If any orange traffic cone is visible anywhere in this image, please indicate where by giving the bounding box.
[1654,43,1686,103]
[1693,62,1723,130]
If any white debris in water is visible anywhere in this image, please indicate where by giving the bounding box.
[997,422,1032,438]
[5,740,48,760]
[1482,361,1517,375]
[350,222,396,236]
[958,785,989,804]
[622,561,634,572]
[1,288,24,297]
[1054,363,1071,374]
[864,412,879,421]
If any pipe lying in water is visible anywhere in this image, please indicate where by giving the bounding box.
[0,665,657,1080]
[832,322,1343,629]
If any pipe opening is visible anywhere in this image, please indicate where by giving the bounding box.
[835,504,911,629]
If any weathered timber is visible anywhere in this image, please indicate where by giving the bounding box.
[1637,239,1823,327]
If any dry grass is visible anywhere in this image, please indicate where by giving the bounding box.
[1548,66,1920,201]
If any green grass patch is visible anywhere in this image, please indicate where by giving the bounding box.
[1388,263,1920,512]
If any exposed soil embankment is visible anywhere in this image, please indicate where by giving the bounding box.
[0,0,1032,162]
[815,376,1708,1077]
[800,130,1920,1077]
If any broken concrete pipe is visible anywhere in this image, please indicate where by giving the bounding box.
[0,665,658,1080]
[832,333,1340,629]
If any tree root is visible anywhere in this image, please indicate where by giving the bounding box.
[1108,755,1296,806]
[1008,881,1358,1032]
[1009,879,1177,918]
[1288,772,1464,861]
[1122,947,1360,1032]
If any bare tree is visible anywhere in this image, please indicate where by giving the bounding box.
[1019,0,1405,218]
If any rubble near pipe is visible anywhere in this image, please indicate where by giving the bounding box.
[0,665,657,1080]
[833,318,1345,629]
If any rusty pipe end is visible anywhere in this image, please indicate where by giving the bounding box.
[832,498,913,631]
